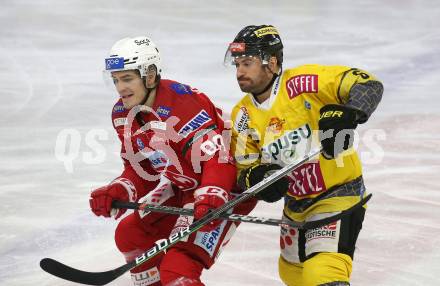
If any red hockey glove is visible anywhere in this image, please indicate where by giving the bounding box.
[193,186,229,232]
[89,178,136,219]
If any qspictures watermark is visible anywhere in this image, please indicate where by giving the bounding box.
[54,119,386,175]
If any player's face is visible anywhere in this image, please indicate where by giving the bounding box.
[111,70,147,109]
[234,56,273,93]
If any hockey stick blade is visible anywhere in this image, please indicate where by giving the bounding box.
[40,258,132,286]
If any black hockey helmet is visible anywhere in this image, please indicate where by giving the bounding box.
[224,25,283,66]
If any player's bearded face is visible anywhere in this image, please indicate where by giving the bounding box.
[111,70,148,109]
[235,56,273,93]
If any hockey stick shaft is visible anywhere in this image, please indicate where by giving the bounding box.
[112,200,296,228]
[40,148,323,285]
[113,191,371,228]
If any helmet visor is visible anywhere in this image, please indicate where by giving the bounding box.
[102,56,125,89]
[223,42,263,66]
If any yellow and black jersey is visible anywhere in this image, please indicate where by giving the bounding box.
[230,64,378,221]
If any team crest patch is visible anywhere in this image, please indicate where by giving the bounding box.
[170,83,193,95]
[267,117,285,134]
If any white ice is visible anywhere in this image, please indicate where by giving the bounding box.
[1,0,439,285]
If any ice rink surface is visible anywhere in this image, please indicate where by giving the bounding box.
[1,0,439,285]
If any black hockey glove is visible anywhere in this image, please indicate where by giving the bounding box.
[319,104,359,159]
[238,164,289,203]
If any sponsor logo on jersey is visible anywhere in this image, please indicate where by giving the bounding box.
[178,110,212,138]
[113,102,125,113]
[195,222,226,257]
[131,266,160,285]
[105,57,124,70]
[113,117,127,127]
[156,105,172,118]
[148,151,168,168]
[261,124,312,162]
[287,162,326,197]
[286,74,318,99]
[170,83,193,95]
[267,117,285,134]
[234,106,249,133]
[305,221,338,241]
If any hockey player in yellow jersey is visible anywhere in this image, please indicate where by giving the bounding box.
[225,25,384,285]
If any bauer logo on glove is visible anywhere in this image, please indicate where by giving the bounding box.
[318,104,359,160]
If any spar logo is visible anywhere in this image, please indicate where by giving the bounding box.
[261,124,312,163]
[195,222,226,257]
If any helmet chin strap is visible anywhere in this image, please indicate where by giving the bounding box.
[139,75,161,106]
[139,87,152,106]
[135,75,161,126]
[252,72,278,97]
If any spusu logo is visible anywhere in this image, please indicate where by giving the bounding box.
[261,124,312,163]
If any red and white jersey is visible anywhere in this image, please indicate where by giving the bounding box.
[111,79,236,201]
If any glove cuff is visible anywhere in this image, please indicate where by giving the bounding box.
[194,186,229,203]
[111,178,137,202]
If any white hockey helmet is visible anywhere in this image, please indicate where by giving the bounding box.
[104,36,162,77]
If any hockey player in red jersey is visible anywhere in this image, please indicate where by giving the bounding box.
[89,36,255,286]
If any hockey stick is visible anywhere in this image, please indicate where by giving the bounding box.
[39,194,371,286]
[39,148,329,285]
[112,200,300,228]
[111,192,371,229]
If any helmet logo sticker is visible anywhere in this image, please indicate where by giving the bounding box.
[105,57,124,70]
[254,27,279,37]
[229,42,246,52]
[134,38,150,46]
